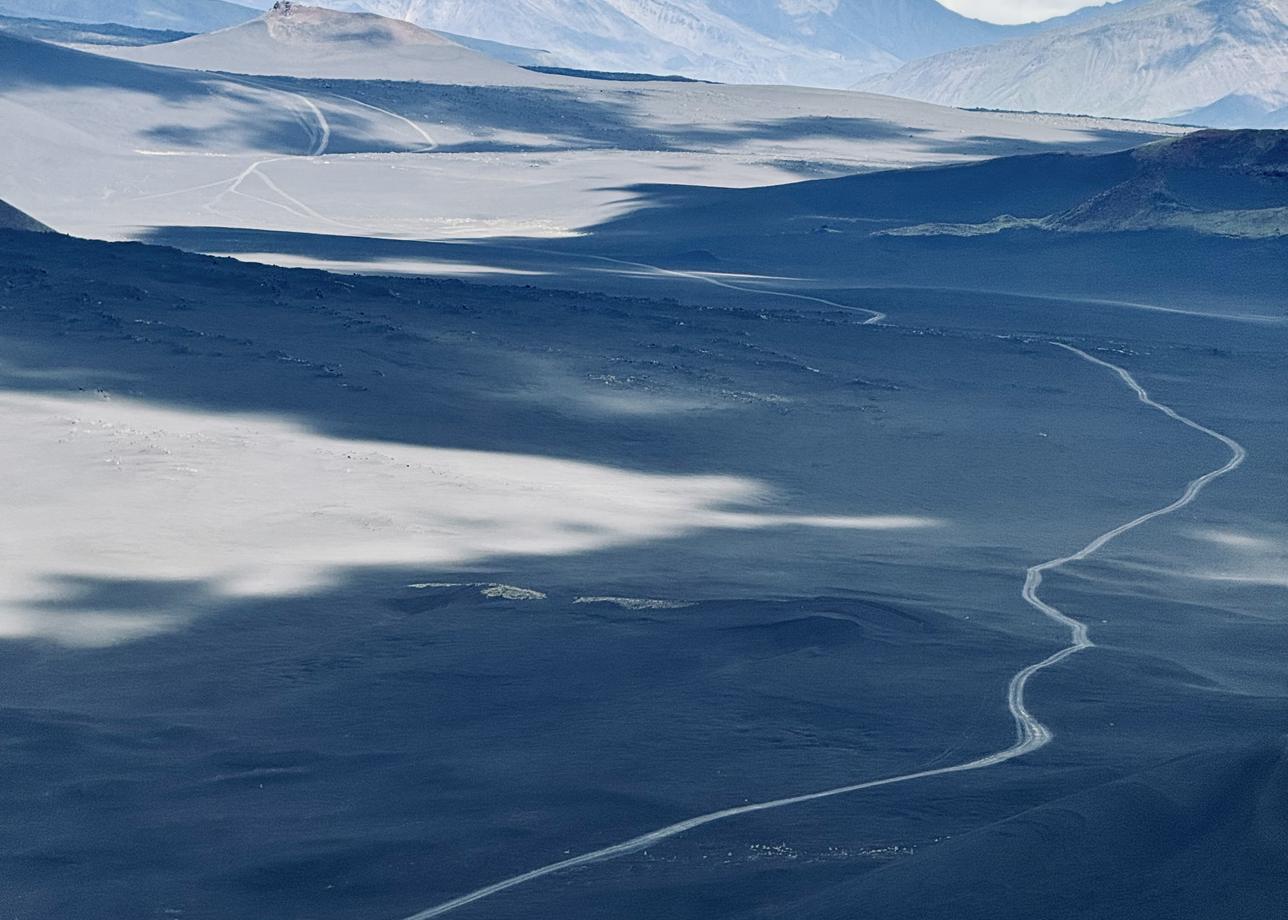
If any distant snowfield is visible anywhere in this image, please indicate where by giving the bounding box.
[0,390,939,646]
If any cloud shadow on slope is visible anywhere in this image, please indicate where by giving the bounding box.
[758,742,1288,920]
[0,34,429,157]
[2,217,1286,920]
[135,218,1288,321]
[0,228,1060,918]
[0,562,1062,920]
[252,75,1170,158]
[0,226,962,624]
[1,33,1286,920]
[248,80,946,155]
[0,32,1170,168]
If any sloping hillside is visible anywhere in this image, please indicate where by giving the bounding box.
[0,12,189,45]
[102,3,543,83]
[0,198,51,232]
[761,744,1288,920]
[880,130,1288,238]
[568,128,1287,317]
[1,16,1178,246]
[863,0,1288,127]
[619,129,1288,239]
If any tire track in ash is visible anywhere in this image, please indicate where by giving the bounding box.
[203,82,437,228]
[136,76,434,226]
[393,342,1246,920]
[202,75,333,220]
[322,90,438,152]
[460,245,885,323]
[223,73,332,156]
[580,253,887,325]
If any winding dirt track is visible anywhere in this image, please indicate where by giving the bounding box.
[581,254,887,325]
[124,94,1244,915]
[63,59,1253,920]
[395,341,1246,920]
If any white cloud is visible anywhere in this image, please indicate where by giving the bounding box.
[936,0,1117,25]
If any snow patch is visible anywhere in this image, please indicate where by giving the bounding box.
[574,596,694,610]
[1,392,917,646]
[408,582,548,601]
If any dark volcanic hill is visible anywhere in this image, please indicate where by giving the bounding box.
[0,198,51,233]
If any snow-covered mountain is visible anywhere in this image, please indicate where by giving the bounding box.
[697,0,1009,62]
[1007,0,1150,33]
[0,0,257,32]
[280,0,1015,86]
[864,0,1288,127]
[1179,71,1288,129]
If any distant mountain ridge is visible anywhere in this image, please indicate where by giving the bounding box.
[286,0,1023,87]
[864,0,1288,127]
[0,12,189,45]
[0,0,257,32]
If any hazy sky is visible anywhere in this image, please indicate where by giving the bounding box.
[937,0,1114,23]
